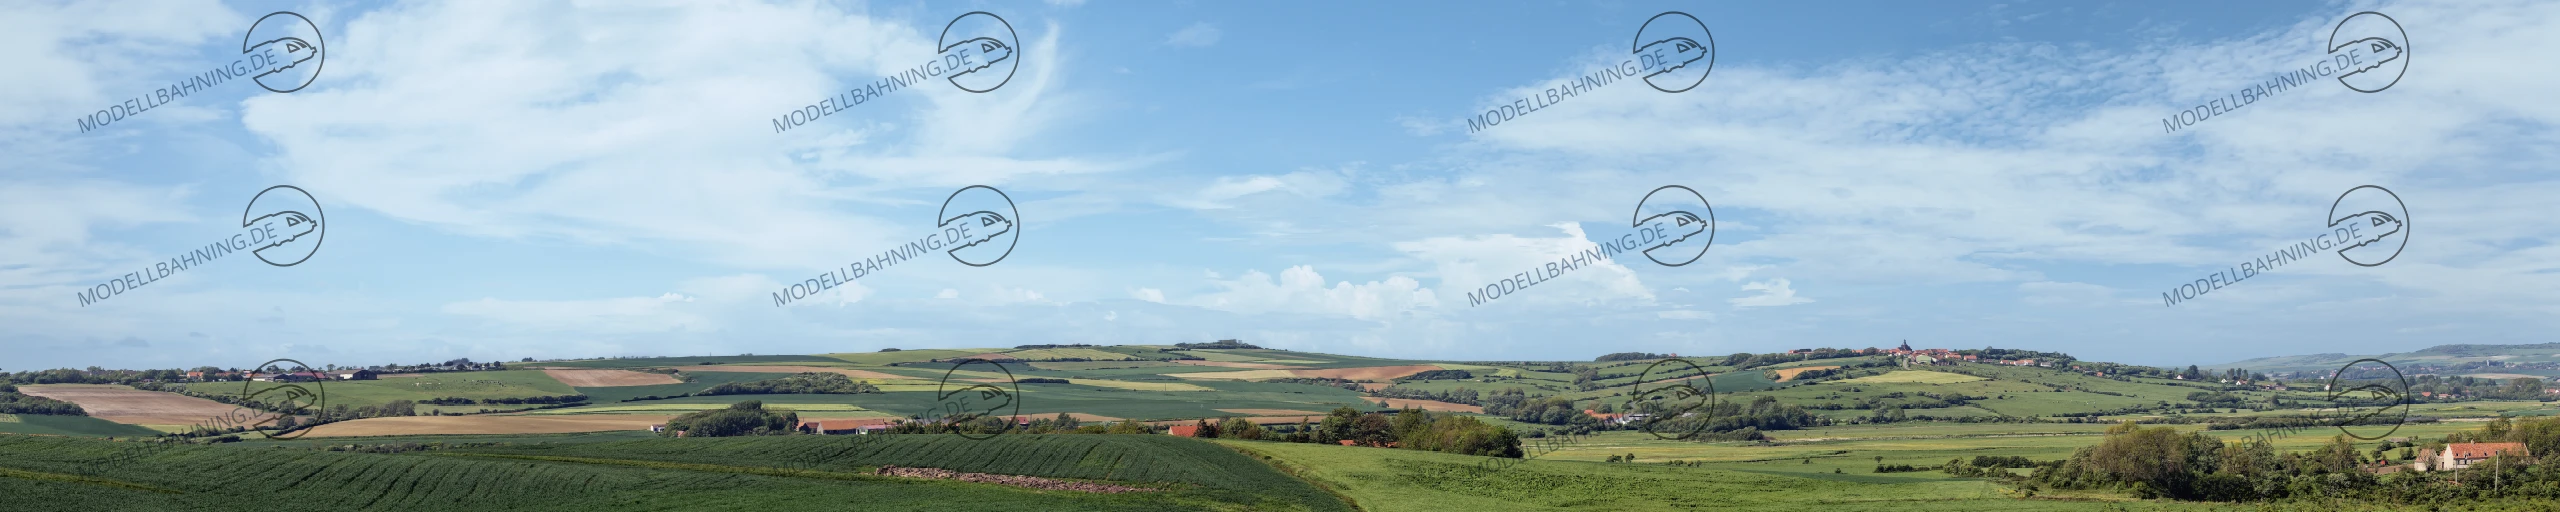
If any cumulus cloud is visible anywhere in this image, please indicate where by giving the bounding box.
[1186,266,1436,321]
[1730,279,1812,308]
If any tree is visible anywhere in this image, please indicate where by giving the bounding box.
[1220,417,1264,440]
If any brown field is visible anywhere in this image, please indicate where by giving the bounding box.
[673,365,910,381]
[1217,408,1326,416]
[542,369,681,387]
[1772,365,1841,382]
[1370,398,1482,413]
[300,414,675,438]
[1293,365,1443,381]
[1169,360,1306,370]
[17,384,244,426]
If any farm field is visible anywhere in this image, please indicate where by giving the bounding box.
[15,385,245,428]
[299,415,675,438]
[0,435,1269,511]
[539,369,680,387]
[669,365,912,381]
[1839,370,1988,384]
[0,414,162,437]
[176,370,578,409]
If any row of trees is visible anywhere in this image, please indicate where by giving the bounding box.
[699,373,881,396]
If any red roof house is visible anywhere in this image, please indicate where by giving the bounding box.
[1166,425,1201,438]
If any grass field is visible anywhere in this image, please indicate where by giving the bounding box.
[535,355,846,368]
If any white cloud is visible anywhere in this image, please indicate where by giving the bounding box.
[1186,266,1436,321]
[1165,22,1221,47]
[1132,288,1166,303]
[1730,279,1813,308]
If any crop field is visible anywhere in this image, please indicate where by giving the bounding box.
[1029,360,1186,371]
[816,349,996,365]
[0,414,162,437]
[1839,370,1988,384]
[175,370,577,410]
[448,435,1353,510]
[0,435,1258,511]
[518,403,886,416]
[15,385,246,427]
[669,365,911,381]
[540,369,680,387]
[1170,360,1307,369]
[1002,348,1147,361]
[300,415,676,437]
[535,354,846,369]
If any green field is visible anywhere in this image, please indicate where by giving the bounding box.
[178,370,576,408]
[0,415,161,437]
[0,435,1314,511]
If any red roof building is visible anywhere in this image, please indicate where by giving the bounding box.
[1166,425,1201,438]
[2421,443,2530,471]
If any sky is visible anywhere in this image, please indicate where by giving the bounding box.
[3,0,2555,371]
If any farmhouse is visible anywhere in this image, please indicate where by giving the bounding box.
[798,419,896,435]
[2417,443,2530,472]
[334,369,379,380]
[1166,425,1200,437]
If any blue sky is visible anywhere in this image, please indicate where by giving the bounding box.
[5,0,2554,371]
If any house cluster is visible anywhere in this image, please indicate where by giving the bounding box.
[2411,443,2531,472]
[1873,342,1979,366]
[1581,409,1649,426]
[797,418,902,435]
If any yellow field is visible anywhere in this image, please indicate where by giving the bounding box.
[1839,370,1987,384]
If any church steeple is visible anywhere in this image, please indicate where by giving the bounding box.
[1897,340,1912,351]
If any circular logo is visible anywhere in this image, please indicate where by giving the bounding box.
[938,185,1019,267]
[1624,358,1718,440]
[243,12,325,94]
[241,358,326,440]
[242,185,326,267]
[2328,11,2408,93]
[2321,358,2409,441]
[933,358,1021,440]
[1632,12,1715,93]
[2327,185,2407,267]
[938,12,1020,94]
[1633,185,1715,267]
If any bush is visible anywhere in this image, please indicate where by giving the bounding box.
[663,400,800,437]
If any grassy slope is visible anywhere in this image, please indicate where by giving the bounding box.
[1214,438,2215,511]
